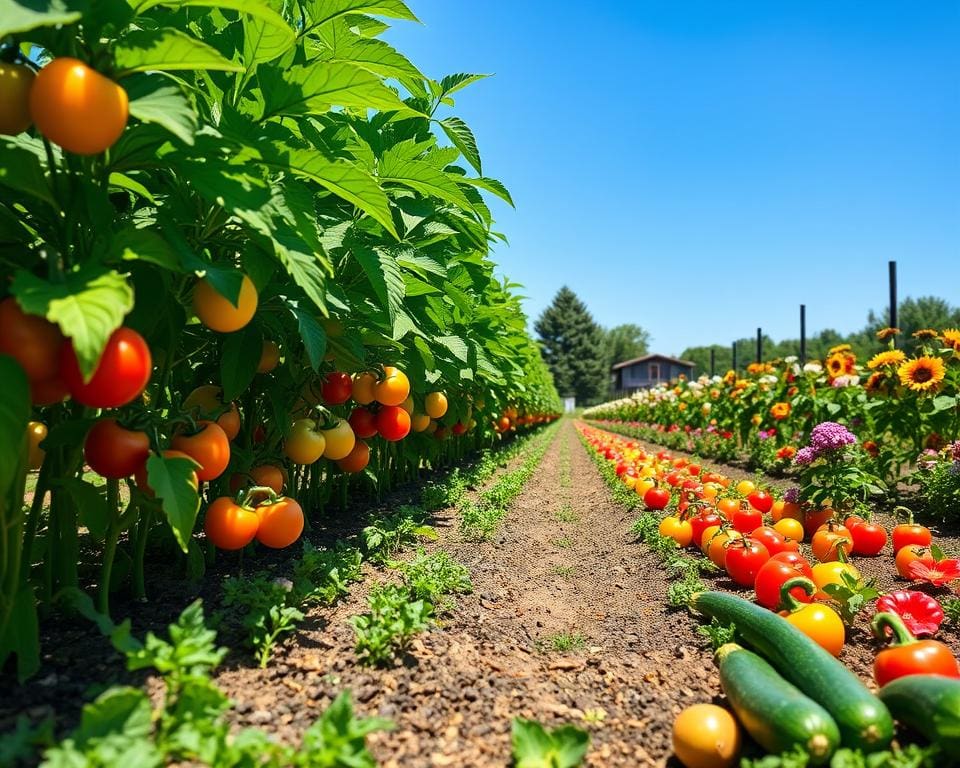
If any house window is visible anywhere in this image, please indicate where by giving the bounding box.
[649,363,660,381]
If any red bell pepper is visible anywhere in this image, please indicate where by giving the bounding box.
[871,612,960,687]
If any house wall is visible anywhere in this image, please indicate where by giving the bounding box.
[614,361,693,391]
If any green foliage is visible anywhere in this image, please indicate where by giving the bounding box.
[362,506,437,564]
[350,584,434,667]
[511,718,590,768]
[603,323,651,374]
[535,287,608,404]
[222,575,304,668]
[915,449,960,523]
[697,618,737,651]
[822,571,881,625]
[538,633,586,653]
[393,547,472,612]
[34,600,389,767]
[739,743,943,768]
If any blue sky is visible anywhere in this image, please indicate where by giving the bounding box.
[385,1,960,356]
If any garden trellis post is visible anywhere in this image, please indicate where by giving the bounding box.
[800,304,806,365]
[756,328,762,364]
[889,260,898,345]
[732,341,737,373]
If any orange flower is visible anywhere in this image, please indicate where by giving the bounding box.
[863,440,879,457]
[876,327,900,341]
[825,353,847,378]
[770,402,791,420]
[865,371,886,394]
[912,328,939,340]
[942,329,960,352]
[776,446,797,460]
[898,356,946,393]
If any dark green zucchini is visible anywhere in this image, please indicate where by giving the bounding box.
[718,643,840,763]
[878,674,960,758]
[692,591,893,751]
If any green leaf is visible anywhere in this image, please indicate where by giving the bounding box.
[260,60,415,120]
[0,356,28,496]
[265,146,398,239]
[109,172,156,203]
[0,0,82,36]
[354,247,405,323]
[74,687,153,743]
[930,395,958,414]
[460,175,515,207]
[293,307,327,371]
[512,718,590,768]
[111,227,181,271]
[132,0,291,34]
[125,75,198,145]
[437,335,469,363]
[115,28,243,76]
[379,150,475,212]
[11,268,134,381]
[0,138,55,205]
[146,454,201,553]
[221,325,262,401]
[435,72,488,100]
[302,0,419,30]
[438,116,481,174]
[243,13,296,67]
[59,478,109,541]
[316,18,423,81]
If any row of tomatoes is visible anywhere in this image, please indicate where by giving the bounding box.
[579,424,958,671]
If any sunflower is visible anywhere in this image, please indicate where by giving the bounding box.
[825,353,847,378]
[828,343,852,355]
[913,329,939,340]
[723,370,736,385]
[942,329,960,352]
[747,362,764,374]
[770,402,791,420]
[867,349,906,370]
[898,356,947,393]
[865,371,886,394]
[876,327,900,341]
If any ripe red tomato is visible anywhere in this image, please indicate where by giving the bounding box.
[754,559,815,610]
[751,525,788,556]
[348,407,378,439]
[725,538,770,586]
[747,490,773,514]
[0,298,65,385]
[732,506,762,534]
[205,496,260,550]
[892,522,932,554]
[171,421,230,481]
[337,441,370,474]
[850,521,888,556]
[84,419,150,478]
[29,58,128,154]
[255,497,304,548]
[60,327,152,408]
[321,371,353,405]
[377,405,411,442]
[644,486,670,511]
[770,550,814,574]
[689,510,722,548]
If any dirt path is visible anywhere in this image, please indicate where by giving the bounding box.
[217,419,715,767]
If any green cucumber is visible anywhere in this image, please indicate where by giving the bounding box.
[878,674,960,756]
[718,643,840,763]
[692,591,893,751]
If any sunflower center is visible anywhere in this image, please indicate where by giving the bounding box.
[913,367,933,383]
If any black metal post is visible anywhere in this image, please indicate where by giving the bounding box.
[889,260,898,344]
[800,304,806,365]
[756,328,762,364]
[710,348,715,377]
[732,341,737,373]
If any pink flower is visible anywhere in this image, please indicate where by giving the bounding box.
[875,591,944,636]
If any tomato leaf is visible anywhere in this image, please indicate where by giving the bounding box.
[125,75,198,146]
[0,138,56,206]
[438,116,481,174]
[0,355,29,496]
[0,585,40,684]
[0,0,82,37]
[300,0,419,30]
[146,454,201,554]
[11,267,134,381]
[111,227,181,272]
[221,324,262,402]
[292,306,327,371]
[59,478,109,541]
[115,28,243,76]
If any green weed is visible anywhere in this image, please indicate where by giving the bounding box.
[350,584,434,667]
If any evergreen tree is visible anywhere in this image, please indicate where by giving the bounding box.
[535,287,608,404]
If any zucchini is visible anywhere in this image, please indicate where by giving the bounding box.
[717,643,840,763]
[878,674,960,757]
[692,591,893,751]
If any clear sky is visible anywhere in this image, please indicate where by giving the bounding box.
[384,1,960,356]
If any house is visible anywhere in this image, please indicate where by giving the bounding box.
[611,353,695,395]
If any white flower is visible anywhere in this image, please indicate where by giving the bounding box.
[803,362,823,373]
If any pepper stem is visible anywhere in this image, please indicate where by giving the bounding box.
[779,576,816,612]
[871,611,917,646]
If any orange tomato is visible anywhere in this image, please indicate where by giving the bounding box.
[717,497,739,519]
[255,498,304,548]
[811,529,853,562]
[773,518,804,542]
[708,529,740,567]
[895,544,931,579]
[205,497,260,550]
[337,441,370,474]
[29,58,127,154]
[659,515,693,547]
[352,371,377,405]
[0,62,34,135]
[374,365,410,407]
[411,413,431,433]
[171,421,231,481]
[192,275,258,333]
[425,391,448,419]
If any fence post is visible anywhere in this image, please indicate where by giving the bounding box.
[889,260,898,346]
[800,304,806,365]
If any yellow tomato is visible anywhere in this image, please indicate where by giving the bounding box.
[660,516,693,547]
[774,518,804,542]
[811,561,860,600]
[635,478,656,497]
[425,391,448,419]
[411,413,431,433]
[735,479,756,496]
[783,603,845,657]
[672,704,741,768]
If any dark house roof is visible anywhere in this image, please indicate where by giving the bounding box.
[611,353,695,372]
